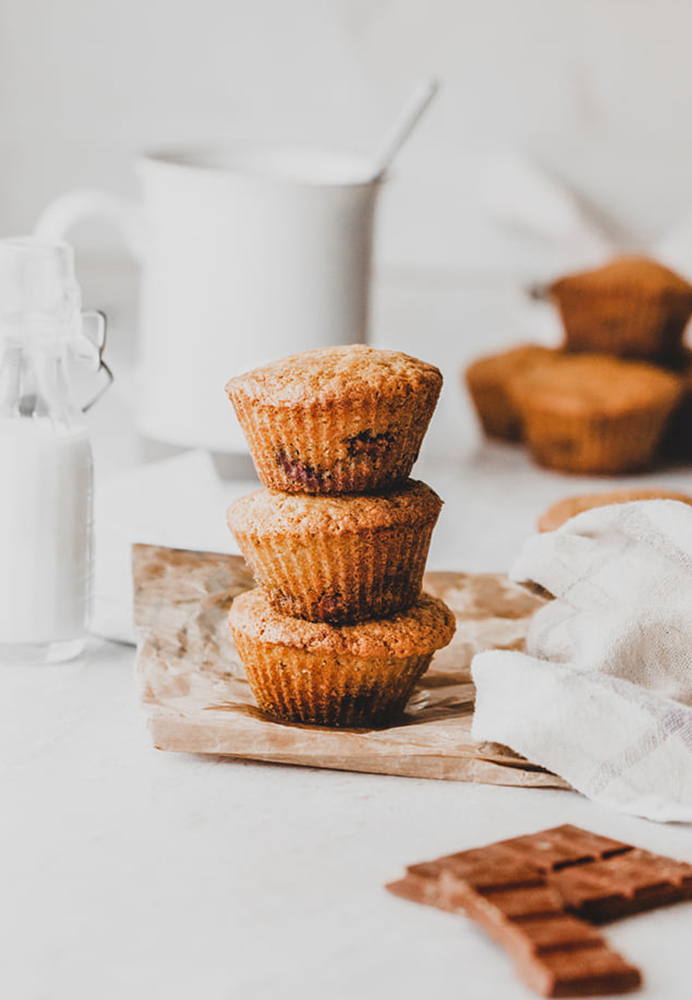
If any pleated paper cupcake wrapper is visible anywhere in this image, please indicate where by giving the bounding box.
[232,635,434,728]
[230,394,436,494]
[466,380,523,441]
[557,289,692,358]
[233,523,436,624]
[519,404,675,475]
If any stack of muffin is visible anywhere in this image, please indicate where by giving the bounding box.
[224,344,456,729]
[465,257,692,474]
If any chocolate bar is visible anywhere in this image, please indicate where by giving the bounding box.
[387,826,692,997]
[396,825,692,923]
[551,848,692,923]
[389,860,640,997]
[436,864,639,997]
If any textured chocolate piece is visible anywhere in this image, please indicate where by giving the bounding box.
[493,825,632,871]
[551,848,692,924]
[402,825,692,922]
[521,946,641,998]
[436,866,640,997]
[387,826,692,996]
[406,825,630,884]
[389,864,640,997]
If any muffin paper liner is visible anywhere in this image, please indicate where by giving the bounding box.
[231,519,437,624]
[556,288,692,359]
[466,381,523,441]
[230,633,434,728]
[519,405,677,474]
[230,392,438,494]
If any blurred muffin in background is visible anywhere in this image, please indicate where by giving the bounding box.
[464,344,554,441]
[508,353,683,474]
[550,257,692,359]
[538,488,692,531]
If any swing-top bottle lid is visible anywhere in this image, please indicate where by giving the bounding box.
[0,237,81,342]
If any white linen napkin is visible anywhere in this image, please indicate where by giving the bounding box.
[472,500,692,823]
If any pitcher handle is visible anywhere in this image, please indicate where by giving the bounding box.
[34,189,144,259]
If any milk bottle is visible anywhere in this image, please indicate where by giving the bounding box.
[0,239,107,663]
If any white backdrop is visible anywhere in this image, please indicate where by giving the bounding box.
[2,0,692,276]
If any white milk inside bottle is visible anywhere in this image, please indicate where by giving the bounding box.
[0,239,98,664]
[0,417,92,651]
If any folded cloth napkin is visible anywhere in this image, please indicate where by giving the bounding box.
[472,500,692,823]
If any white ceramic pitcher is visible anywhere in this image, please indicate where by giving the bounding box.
[35,142,382,452]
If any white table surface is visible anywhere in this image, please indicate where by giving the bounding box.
[5,269,692,1000]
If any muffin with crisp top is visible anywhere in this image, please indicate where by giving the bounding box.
[508,353,683,474]
[225,345,442,494]
[229,588,455,728]
[465,344,555,441]
[227,480,442,624]
[550,257,692,359]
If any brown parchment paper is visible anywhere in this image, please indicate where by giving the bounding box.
[133,544,569,788]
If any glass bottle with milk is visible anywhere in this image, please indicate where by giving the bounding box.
[0,239,104,663]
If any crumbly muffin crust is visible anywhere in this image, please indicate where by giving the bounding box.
[229,589,456,658]
[509,354,682,415]
[227,480,442,537]
[466,345,554,386]
[225,344,442,407]
[551,256,692,297]
[538,489,692,532]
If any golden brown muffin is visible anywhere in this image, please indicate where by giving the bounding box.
[538,488,692,531]
[464,344,555,441]
[229,588,456,728]
[508,353,683,474]
[227,480,442,624]
[225,345,442,494]
[550,256,692,358]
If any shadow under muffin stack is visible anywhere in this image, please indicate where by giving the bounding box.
[224,345,456,728]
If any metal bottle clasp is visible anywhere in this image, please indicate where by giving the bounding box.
[75,310,114,412]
